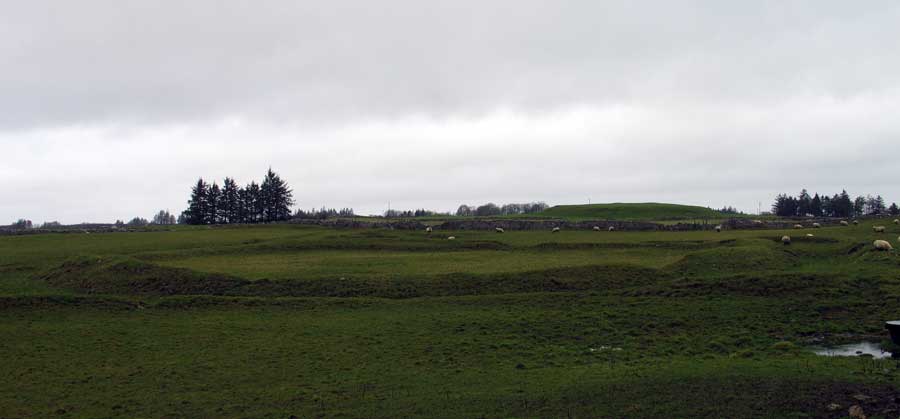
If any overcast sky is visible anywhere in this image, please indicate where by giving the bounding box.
[3,1,900,223]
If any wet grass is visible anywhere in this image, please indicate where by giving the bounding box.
[3,221,900,417]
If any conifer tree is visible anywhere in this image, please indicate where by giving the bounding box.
[182,169,293,225]
[246,181,262,222]
[221,177,239,224]
[853,196,866,217]
[810,193,822,217]
[207,182,221,224]
[236,185,250,223]
[260,168,293,222]
[185,178,208,225]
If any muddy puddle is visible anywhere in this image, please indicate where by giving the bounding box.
[810,341,894,359]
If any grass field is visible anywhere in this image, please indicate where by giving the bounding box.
[3,221,900,418]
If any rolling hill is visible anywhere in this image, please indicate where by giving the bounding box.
[537,202,733,221]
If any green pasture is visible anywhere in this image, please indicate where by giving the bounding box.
[3,220,900,418]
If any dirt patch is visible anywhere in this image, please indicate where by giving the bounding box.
[802,383,900,419]
[847,243,867,254]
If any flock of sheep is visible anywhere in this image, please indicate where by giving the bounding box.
[871,218,900,250]
[425,218,900,252]
[780,218,900,251]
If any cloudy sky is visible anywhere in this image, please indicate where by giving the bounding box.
[3,1,900,223]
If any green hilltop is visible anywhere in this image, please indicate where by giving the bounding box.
[538,202,733,221]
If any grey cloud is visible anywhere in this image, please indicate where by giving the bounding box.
[4,1,900,128]
[3,1,900,223]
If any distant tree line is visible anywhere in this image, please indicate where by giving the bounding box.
[294,207,356,219]
[772,189,898,217]
[717,206,742,215]
[9,219,33,229]
[111,211,178,227]
[455,202,549,217]
[383,208,451,218]
[152,210,177,225]
[182,168,294,225]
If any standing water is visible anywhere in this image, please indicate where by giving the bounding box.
[811,342,893,359]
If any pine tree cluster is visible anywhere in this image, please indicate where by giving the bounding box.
[182,168,294,225]
[772,189,897,217]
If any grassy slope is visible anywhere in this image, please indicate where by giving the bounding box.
[538,202,737,221]
[3,222,900,418]
[345,202,741,222]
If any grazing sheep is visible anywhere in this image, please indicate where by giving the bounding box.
[552,227,560,233]
[495,227,505,233]
[806,233,814,237]
[781,236,791,245]
[840,220,849,226]
[715,225,722,232]
[447,236,456,240]
[812,223,821,228]
[895,219,899,225]
[593,226,601,231]
[425,226,432,233]
[853,220,859,225]
[874,239,893,251]
[793,224,804,229]
[874,226,886,233]
[608,226,615,232]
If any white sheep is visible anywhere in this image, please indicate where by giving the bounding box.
[552,227,560,233]
[853,220,859,225]
[874,226,886,233]
[593,226,601,231]
[447,236,456,240]
[840,221,849,226]
[495,227,505,233]
[793,224,804,229]
[806,233,814,237]
[425,226,432,233]
[894,219,899,225]
[874,239,893,251]
[715,225,722,232]
[812,223,821,228]
[608,226,615,232]
[781,236,791,245]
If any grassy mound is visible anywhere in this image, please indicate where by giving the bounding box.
[41,256,664,299]
[666,244,797,277]
[538,203,728,221]
[41,256,247,296]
